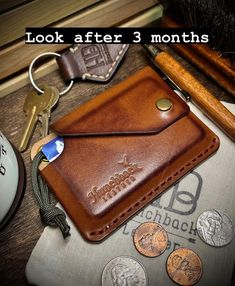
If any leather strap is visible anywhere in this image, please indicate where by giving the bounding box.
[57,44,129,82]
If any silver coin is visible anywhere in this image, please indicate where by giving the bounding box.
[102,256,148,286]
[197,209,234,247]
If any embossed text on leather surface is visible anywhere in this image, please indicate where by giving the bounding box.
[80,44,113,72]
[57,44,129,81]
[88,155,143,205]
[42,67,219,241]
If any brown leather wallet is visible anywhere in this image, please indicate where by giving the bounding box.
[41,66,219,241]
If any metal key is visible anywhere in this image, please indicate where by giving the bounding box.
[19,86,55,152]
[38,86,60,138]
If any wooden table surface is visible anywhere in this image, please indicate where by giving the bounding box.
[0,44,234,286]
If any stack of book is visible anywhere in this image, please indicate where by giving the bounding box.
[0,0,162,97]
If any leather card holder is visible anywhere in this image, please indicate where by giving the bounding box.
[40,66,220,241]
[57,44,129,82]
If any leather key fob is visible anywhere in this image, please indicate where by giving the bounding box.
[57,44,129,82]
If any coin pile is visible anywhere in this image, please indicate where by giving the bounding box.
[132,222,203,286]
[101,209,234,286]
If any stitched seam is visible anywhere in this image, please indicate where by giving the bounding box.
[70,44,81,53]
[89,137,217,237]
[69,44,127,80]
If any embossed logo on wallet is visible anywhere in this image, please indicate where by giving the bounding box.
[88,155,143,205]
[81,44,113,72]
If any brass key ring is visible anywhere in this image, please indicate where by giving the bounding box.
[29,52,73,95]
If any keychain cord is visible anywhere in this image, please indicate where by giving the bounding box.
[31,151,71,238]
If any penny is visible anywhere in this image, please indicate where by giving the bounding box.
[166,247,202,286]
[101,256,148,286]
[133,222,168,257]
[197,209,234,247]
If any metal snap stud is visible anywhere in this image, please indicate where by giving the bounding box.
[156,98,173,111]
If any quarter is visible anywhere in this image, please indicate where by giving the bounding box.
[133,222,168,257]
[197,209,234,247]
[101,256,148,286]
[166,247,202,286]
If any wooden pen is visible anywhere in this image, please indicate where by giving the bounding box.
[143,44,235,141]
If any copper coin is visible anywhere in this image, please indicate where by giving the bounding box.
[133,222,168,257]
[166,248,202,286]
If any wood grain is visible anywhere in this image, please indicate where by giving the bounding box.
[156,51,235,141]
[0,4,163,98]
[161,15,235,80]
[189,44,235,80]
[0,0,100,46]
[0,0,30,13]
[0,58,60,98]
[172,44,235,97]
[0,0,157,80]
[0,44,234,286]
[120,5,162,27]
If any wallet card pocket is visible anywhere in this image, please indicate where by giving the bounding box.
[41,66,219,241]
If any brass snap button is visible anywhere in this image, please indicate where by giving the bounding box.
[156,98,173,111]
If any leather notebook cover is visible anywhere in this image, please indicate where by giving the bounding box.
[41,66,220,242]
